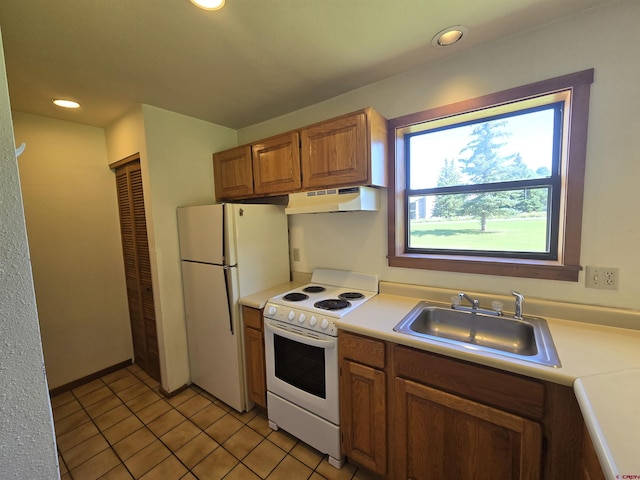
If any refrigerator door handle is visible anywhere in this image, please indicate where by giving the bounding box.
[223,264,236,335]
[221,204,227,264]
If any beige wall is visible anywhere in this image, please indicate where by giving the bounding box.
[140,105,237,392]
[104,104,147,165]
[13,100,237,394]
[13,112,132,389]
[238,0,640,314]
[105,105,237,392]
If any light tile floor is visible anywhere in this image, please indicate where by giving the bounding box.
[52,364,374,480]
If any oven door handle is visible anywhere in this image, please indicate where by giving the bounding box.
[264,321,336,349]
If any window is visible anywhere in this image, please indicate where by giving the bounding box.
[388,70,594,281]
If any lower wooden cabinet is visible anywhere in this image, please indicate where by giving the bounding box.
[340,360,387,474]
[579,423,606,480]
[339,330,388,476]
[394,377,541,480]
[338,330,593,480]
[242,306,266,409]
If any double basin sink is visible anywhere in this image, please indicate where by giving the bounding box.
[393,302,561,368]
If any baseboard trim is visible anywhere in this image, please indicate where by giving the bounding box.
[159,383,189,399]
[49,359,132,397]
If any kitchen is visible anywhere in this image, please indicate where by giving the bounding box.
[2,0,640,478]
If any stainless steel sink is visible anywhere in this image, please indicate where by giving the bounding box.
[393,302,561,367]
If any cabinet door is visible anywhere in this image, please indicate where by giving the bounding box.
[252,132,301,195]
[394,377,542,480]
[213,145,254,200]
[340,360,386,475]
[300,112,368,189]
[244,326,266,409]
[579,425,606,480]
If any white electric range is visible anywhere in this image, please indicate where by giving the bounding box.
[263,268,378,468]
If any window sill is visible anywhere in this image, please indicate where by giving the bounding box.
[388,254,581,281]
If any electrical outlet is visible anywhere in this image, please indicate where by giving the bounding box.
[293,248,300,262]
[585,266,619,290]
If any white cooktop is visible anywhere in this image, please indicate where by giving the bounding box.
[264,269,379,335]
[267,268,378,318]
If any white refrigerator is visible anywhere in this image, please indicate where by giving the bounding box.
[177,203,290,412]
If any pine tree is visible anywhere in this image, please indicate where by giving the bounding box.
[458,120,517,231]
[431,158,464,218]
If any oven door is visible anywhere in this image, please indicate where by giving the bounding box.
[264,318,339,425]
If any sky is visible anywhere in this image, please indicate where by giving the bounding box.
[409,107,556,190]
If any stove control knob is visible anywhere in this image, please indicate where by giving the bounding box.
[298,313,306,324]
[288,311,295,321]
[267,305,277,316]
[309,316,318,327]
[320,318,329,330]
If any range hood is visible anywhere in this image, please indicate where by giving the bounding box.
[285,186,380,215]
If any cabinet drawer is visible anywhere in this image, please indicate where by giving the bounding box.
[242,306,263,330]
[394,345,545,419]
[339,331,385,369]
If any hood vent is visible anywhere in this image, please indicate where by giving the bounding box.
[285,186,380,215]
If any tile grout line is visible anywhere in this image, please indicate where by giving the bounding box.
[59,367,173,479]
[63,377,119,480]
[55,367,357,480]
[67,373,147,479]
[96,367,197,479]
[67,369,268,479]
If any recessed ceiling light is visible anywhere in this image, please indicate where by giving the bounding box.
[189,0,225,10]
[52,99,80,109]
[432,26,468,47]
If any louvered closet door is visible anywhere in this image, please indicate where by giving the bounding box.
[115,160,161,381]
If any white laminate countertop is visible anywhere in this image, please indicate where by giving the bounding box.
[238,281,302,310]
[575,369,640,480]
[239,280,640,479]
[336,293,640,386]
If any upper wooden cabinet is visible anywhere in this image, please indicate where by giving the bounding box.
[213,145,254,200]
[301,108,387,190]
[212,108,387,202]
[252,132,301,196]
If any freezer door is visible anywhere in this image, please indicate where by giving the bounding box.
[181,260,245,411]
[226,203,290,296]
[177,204,224,265]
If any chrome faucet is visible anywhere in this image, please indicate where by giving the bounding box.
[458,292,479,310]
[512,291,524,319]
[451,292,503,316]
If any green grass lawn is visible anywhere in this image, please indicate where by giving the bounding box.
[409,217,548,252]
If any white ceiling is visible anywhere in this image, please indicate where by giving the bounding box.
[0,0,612,130]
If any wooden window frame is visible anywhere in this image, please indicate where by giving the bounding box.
[387,69,594,281]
